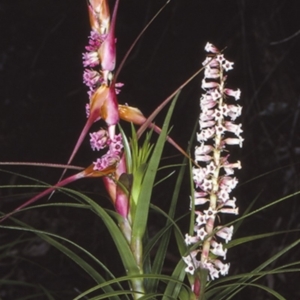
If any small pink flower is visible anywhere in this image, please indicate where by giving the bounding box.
[212,109,224,122]
[200,109,214,121]
[83,51,100,67]
[196,227,208,240]
[219,176,238,190]
[201,178,213,192]
[203,207,217,219]
[223,160,241,175]
[83,69,102,88]
[210,89,222,101]
[213,259,230,275]
[218,207,239,215]
[185,234,200,245]
[199,119,216,129]
[194,193,210,206]
[202,57,220,68]
[222,59,234,71]
[224,88,241,100]
[85,103,90,118]
[204,66,220,79]
[210,241,227,258]
[223,137,244,148]
[195,154,213,162]
[197,127,215,141]
[182,251,200,275]
[215,226,234,243]
[193,167,206,187]
[223,121,243,137]
[223,104,242,120]
[206,161,216,174]
[202,79,219,90]
[195,143,214,155]
[115,82,124,94]
[195,211,207,226]
[93,152,120,171]
[90,129,109,151]
[217,189,230,202]
[216,54,225,64]
[204,42,220,54]
[200,94,217,110]
[219,198,237,209]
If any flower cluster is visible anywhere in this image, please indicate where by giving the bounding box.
[183,42,242,280]
[82,0,124,173]
[92,131,123,171]
[83,27,106,96]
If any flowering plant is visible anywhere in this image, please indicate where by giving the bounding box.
[1,1,300,299]
[183,43,242,293]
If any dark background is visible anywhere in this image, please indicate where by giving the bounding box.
[1,0,300,299]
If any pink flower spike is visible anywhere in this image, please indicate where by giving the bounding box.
[204,42,220,54]
[224,88,241,100]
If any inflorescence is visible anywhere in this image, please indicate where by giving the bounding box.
[183,42,243,280]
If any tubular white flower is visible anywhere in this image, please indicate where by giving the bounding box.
[215,226,234,243]
[183,42,242,281]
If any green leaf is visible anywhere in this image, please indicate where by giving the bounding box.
[0,221,112,286]
[132,93,179,241]
[226,229,300,249]
[206,238,300,299]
